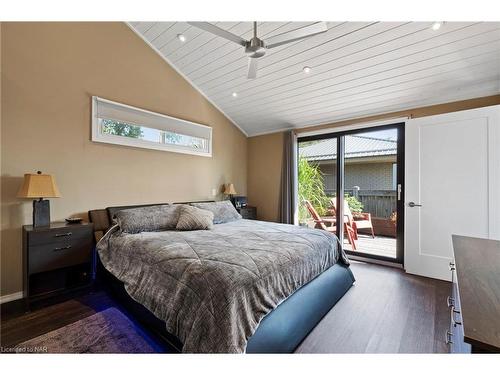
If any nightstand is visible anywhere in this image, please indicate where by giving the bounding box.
[237,206,257,220]
[22,222,94,308]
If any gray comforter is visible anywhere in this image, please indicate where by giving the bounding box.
[97,219,349,353]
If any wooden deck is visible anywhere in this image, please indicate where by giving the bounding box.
[343,234,396,258]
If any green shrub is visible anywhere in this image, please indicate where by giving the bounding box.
[344,194,364,213]
[298,157,330,223]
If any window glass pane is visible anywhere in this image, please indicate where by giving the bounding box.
[100,119,208,151]
[298,138,337,227]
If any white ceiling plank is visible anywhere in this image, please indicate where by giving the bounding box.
[233,50,500,127]
[250,80,500,133]
[129,21,500,136]
[287,79,500,126]
[143,22,176,41]
[218,22,494,112]
[286,81,500,129]
[188,22,316,84]
[226,30,500,118]
[133,22,156,33]
[273,64,500,125]
[227,32,500,120]
[142,21,180,49]
[194,22,370,87]
[157,23,195,54]
[234,59,500,124]
[209,22,481,105]
[205,22,407,97]
[168,22,241,64]
[196,21,352,90]
[179,22,263,75]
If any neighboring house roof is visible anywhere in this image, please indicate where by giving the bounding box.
[300,135,397,161]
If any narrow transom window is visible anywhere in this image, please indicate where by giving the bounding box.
[91,96,212,157]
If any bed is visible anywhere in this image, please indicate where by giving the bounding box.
[89,202,354,353]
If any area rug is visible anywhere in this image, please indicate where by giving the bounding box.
[15,307,161,353]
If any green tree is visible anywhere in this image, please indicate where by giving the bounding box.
[102,119,143,138]
[162,131,182,144]
[298,156,331,223]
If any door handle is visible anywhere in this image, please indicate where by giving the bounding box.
[408,202,422,207]
[451,307,462,326]
[445,330,453,345]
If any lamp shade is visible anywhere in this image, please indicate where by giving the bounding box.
[17,172,61,199]
[224,183,237,195]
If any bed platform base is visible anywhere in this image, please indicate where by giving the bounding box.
[97,258,354,353]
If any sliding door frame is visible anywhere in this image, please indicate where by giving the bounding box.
[298,122,405,264]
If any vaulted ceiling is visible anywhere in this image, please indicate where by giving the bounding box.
[129,22,500,136]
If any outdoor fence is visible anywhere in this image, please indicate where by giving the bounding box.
[326,188,397,218]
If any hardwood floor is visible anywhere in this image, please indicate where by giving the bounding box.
[0,261,450,353]
[296,261,450,353]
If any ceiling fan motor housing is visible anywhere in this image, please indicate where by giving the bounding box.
[245,37,266,58]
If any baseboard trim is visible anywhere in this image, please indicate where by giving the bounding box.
[0,291,24,304]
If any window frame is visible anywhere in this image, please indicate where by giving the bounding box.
[91,96,213,157]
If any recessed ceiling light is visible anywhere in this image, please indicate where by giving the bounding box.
[432,22,442,31]
[303,66,312,74]
[232,92,238,98]
[177,34,186,42]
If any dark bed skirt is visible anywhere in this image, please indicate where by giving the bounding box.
[96,258,355,353]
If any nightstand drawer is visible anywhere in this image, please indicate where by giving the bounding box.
[28,225,92,246]
[29,237,93,274]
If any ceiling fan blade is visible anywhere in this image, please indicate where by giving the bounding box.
[187,22,247,46]
[264,22,328,49]
[247,58,258,79]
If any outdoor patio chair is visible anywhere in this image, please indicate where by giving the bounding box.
[304,200,357,250]
[330,198,375,239]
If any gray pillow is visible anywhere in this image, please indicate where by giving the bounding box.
[114,204,180,234]
[190,201,242,224]
[176,205,214,231]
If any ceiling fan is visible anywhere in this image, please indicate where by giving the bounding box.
[187,21,328,79]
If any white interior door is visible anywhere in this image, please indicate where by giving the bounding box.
[405,105,500,281]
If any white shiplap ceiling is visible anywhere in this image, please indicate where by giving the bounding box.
[128,22,500,136]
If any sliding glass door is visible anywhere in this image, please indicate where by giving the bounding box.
[297,123,404,264]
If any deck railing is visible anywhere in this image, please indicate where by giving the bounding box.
[326,188,397,218]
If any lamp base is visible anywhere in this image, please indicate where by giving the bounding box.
[33,199,50,227]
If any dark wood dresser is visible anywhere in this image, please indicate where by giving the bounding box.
[23,222,94,308]
[448,235,500,353]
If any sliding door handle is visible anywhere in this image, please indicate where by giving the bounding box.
[408,202,422,207]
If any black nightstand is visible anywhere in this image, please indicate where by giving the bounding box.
[22,222,94,308]
[237,206,257,220]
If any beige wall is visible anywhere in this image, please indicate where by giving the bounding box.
[247,132,283,222]
[247,95,500,223]
[0,22,247,297]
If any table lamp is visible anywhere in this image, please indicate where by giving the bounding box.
[17,171,61,227]
[224,183,237,204]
